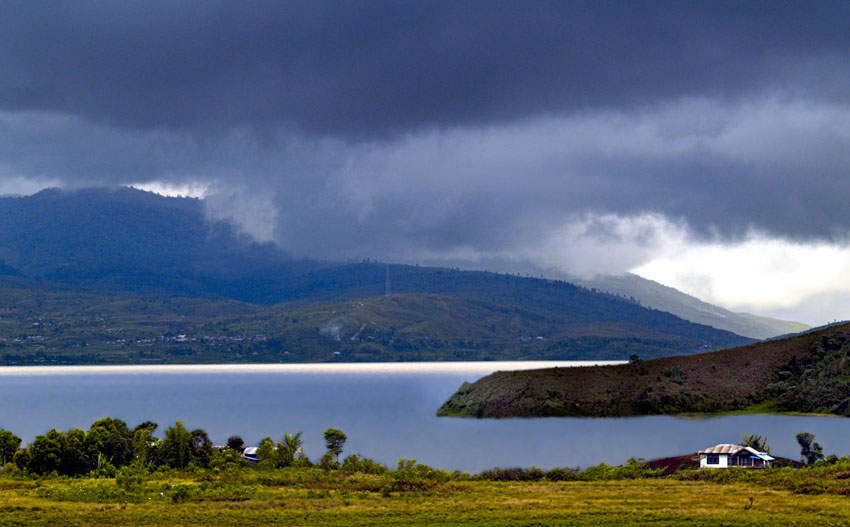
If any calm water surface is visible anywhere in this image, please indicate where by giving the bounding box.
[1,361,847,472]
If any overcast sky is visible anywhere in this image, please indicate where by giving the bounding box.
[1,1,849,325]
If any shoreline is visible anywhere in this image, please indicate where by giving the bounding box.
[0,360,626,376]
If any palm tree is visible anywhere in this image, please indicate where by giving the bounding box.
[278,432,304,467]
[741,434,770,453]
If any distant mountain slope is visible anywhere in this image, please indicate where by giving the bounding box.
[574,273,809,339]
[0,187,754,364]
[0,275,752,365]
[0,188,325,299]
[206,291,751,362]
[438,322,850,418]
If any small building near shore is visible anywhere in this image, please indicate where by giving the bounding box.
[242,446,260,464]
[698,444,775,469]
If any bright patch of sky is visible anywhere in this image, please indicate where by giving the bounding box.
[128,181,209,199]
[0,175,62,196]
[633,236,850,326]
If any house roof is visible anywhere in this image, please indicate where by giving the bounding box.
[699,444,743,454]
[242,447,258,456]
[698,444,774,460]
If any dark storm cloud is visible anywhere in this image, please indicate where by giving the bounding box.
[1,1,850,283]
[0,1,848,136]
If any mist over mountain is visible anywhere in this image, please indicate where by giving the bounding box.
[575,273,809,340]
[0,187,766,363]
[0,187,324,299]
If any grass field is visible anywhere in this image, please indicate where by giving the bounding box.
[2,467,850,526]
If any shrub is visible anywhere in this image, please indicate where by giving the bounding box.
[209,448,244,470]
[478,467,546,481]
[547,466,581,481]
[115,467,144,492]
[341,454,387,475]
[394,459,452,482]
[663,366,686,384]
[319,452,338,471]
[170,484,193,503]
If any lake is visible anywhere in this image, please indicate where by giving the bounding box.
[1,361,846,472]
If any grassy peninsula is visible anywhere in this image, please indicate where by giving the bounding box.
[438,322,850,418]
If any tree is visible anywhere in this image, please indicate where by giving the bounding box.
[133,421,158,435]
[256,437,276,468]
[159,421,193,469]
[796,432,824,465]
[13,449,29,471]
[323,429,347,462]
[226,435,245,452]
[277,432,303,467]
[85,418,132,468]
[27,429,64,475]
[190,429,213,467]
[131,427,157,468]
[741,434,770,453]
[61,428,90,475]
[0,429,21,465]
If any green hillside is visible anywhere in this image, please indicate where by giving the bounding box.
[198,292,749,362]
[0,275,751,365]
[437,322,850,418]
[0,188,756,365]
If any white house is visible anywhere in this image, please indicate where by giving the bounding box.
[698,444,775,469]
[241,446,260,464]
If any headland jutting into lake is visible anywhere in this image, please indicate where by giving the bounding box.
[438,322,850,418]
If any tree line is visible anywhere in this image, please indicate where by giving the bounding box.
[0,419,839,479]
[0,418,349,477]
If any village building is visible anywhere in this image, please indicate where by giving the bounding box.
[241,446,260,464]
[698,444,775,469]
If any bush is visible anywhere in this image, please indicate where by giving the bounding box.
[208,448,244,470]
[341,454,387,475]
[394,459,452,482]
[319,452,338,471]
[478,467,546,481]
[115,467,144,492]
[663,366,686,384]
[170,484,193,504]
[547,466,581,481]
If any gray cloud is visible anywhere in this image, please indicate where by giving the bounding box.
[4,96,848,261]
[0,1,848,136]
[1,2,850,284]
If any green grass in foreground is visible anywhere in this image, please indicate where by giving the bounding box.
[2,465,850,526]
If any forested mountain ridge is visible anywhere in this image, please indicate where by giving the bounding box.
[0,187,756,364]
[0,188,325,299]
[0,273,752,364]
